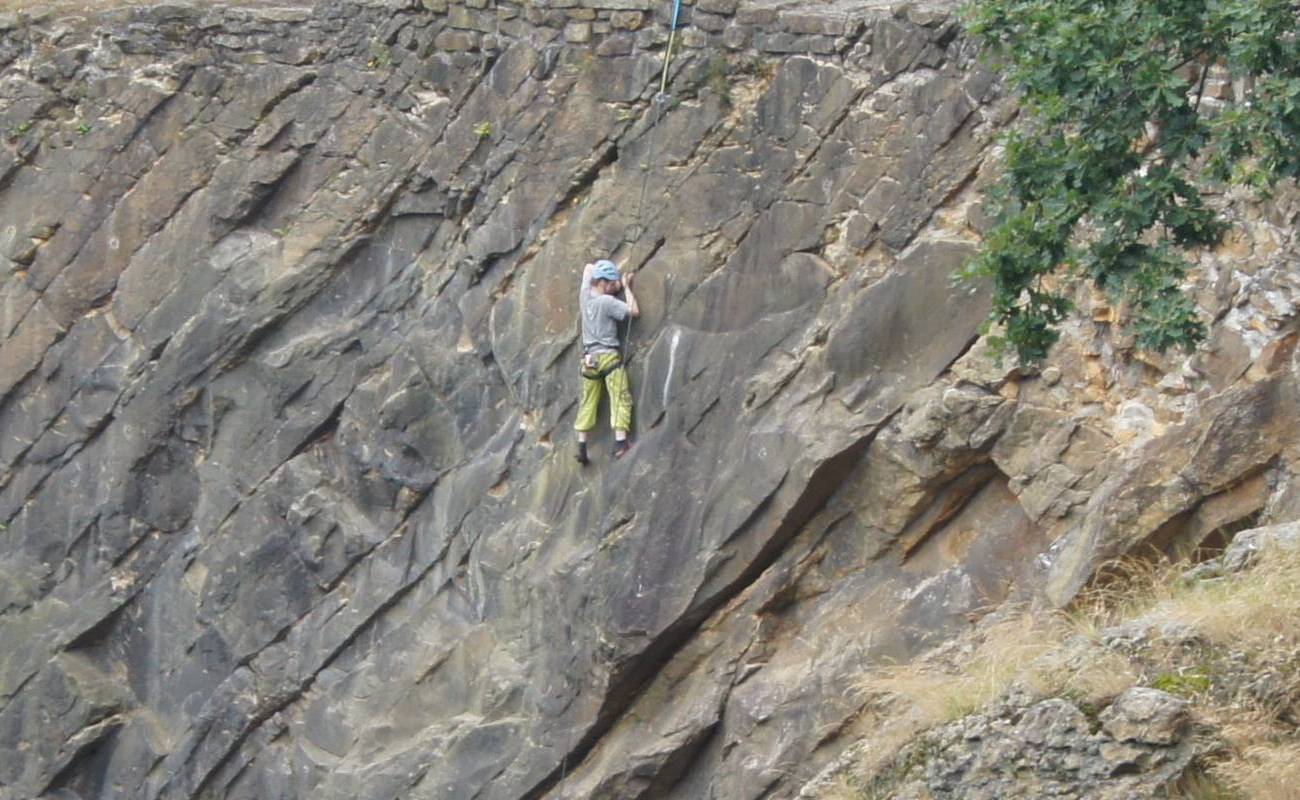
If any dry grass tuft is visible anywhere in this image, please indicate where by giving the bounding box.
[855,613,1074,726]
[1212,740,1300,800]
[1167,768,1239,800]
[1025,645,1139,706]
[1073,545,1300,653]
[1216,709,1294,753]
[843,544,1300,798]
[1157,548,1300,652]
[1067,554,1173,629]
[856,611,1140,728]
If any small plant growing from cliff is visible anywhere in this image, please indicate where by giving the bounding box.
[705,54,732,107]
[473,121,493,139]
[367,39,393,70]
[961,0,1300,364]
[75,122,91,136]
[1150,668,1212,698]
[6,120,31,140]
[737,55,775,81]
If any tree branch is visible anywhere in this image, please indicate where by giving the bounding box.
[1193,56,1212,113]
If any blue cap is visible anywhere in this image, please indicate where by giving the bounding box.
[593,260,620,282]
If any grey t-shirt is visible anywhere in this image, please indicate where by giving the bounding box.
[580,281,629,355]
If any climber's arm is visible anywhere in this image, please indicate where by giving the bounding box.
[622,273,640,319]
[579,262,594,303]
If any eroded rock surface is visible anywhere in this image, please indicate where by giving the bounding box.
[851,689,1200,800]
[1,1,1298,799]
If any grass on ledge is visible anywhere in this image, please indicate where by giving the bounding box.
[838,543,1300,799]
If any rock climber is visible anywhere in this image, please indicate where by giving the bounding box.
[575,258,640,464]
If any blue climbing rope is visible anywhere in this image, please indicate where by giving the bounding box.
[619,0,684,363]
[658,0,684,94]
[630,0,682,247]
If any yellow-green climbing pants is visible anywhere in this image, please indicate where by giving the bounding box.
[575,352,632,433]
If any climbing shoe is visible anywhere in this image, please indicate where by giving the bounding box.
[612,440,632,460]
[576,441,589,465]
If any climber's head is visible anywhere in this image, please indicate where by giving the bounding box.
[592,259,621,293]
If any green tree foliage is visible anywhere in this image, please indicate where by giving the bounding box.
[960,0,1300,363]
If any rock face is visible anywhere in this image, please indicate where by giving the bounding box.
[855,689,1199,800]
[1186,519,1300,577]
[0,1,1297,799]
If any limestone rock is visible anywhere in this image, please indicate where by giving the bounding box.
[1101,619,1205,652]
[1099,687,1190,746]
[866,693,1199,800]
[1221,521,1300,572]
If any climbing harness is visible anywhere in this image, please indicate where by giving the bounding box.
[581,355,624,382]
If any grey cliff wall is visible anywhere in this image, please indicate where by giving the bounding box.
[1,1,1297,798]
